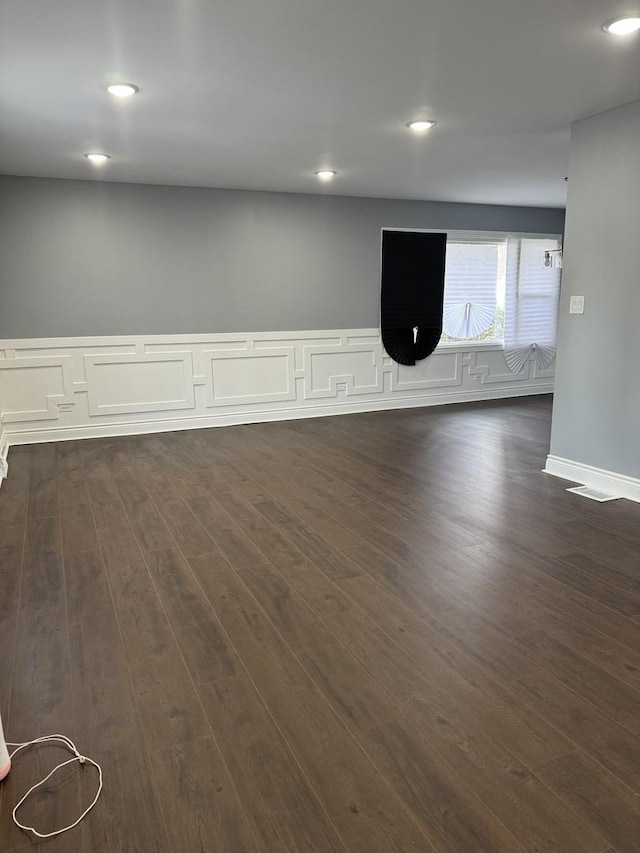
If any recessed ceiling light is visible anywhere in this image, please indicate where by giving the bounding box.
[602,15,640,34]
[84,152,111,164]
[315,170,337,180]
[406,120,437,132]
[103,82,139,98]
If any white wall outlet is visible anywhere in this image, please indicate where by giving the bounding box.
[569,295,585,314]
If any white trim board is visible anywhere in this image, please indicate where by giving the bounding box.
[0,329,554,460]
[0,431,8,484]
[544,455,640,505]
[3,382,552,447]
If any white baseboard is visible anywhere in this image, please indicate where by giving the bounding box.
[0,430,8,485]
[544,455,640,504]
[0,329,553,457]
[3,381,553,448]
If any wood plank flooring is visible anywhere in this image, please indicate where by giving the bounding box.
[2,395,640,851]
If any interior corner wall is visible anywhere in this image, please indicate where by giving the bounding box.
[0,175,564,338]
[548,97,640,496]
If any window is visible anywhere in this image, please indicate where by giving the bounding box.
[503,236,562,372]
[380,227,563,372]
[441,238,506,343]
[437,231,562,373]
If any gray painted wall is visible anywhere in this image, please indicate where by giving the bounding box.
[0,175,564,338]
[550,97,640,479]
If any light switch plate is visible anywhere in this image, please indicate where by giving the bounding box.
[569,295,585,314]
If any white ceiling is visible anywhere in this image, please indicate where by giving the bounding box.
[1,0,639,208]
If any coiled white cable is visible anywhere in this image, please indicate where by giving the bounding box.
[6,735,103,839]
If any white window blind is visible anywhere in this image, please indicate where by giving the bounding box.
[442,241,502,340]
[504,237,562,373]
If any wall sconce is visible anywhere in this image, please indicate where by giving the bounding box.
[545,249,563,269]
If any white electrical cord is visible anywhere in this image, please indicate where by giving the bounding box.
[6,735,103,839]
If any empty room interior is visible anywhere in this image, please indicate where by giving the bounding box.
[2,1,640,851]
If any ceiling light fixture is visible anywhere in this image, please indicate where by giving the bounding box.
[103,82,139,98]
[602,15,640,34]
[315,170,337,180]
[406,120,437,132]
[84,152,111,164]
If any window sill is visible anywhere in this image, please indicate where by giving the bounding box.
[435,340,504,352]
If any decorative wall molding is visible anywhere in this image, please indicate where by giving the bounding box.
[84,351,196,415]
[0,354,75,421]
[392,350,463,391]
[304,341,384,399]
[0,330,554,452]
[204,346,297,406]
[544,455,640,504]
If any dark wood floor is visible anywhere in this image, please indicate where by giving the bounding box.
[2,395,640,852]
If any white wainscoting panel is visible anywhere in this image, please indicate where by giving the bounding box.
[0,330,554,449]
[393,351,463,391]
[0,355,74,422]
[305,344,383,399]
[205,347,296,406]
[85,352,196,415]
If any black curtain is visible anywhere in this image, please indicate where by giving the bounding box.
[380,231,447,365]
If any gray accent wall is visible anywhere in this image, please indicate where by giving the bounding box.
[550,98,640,479]
[0,175,564,338]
